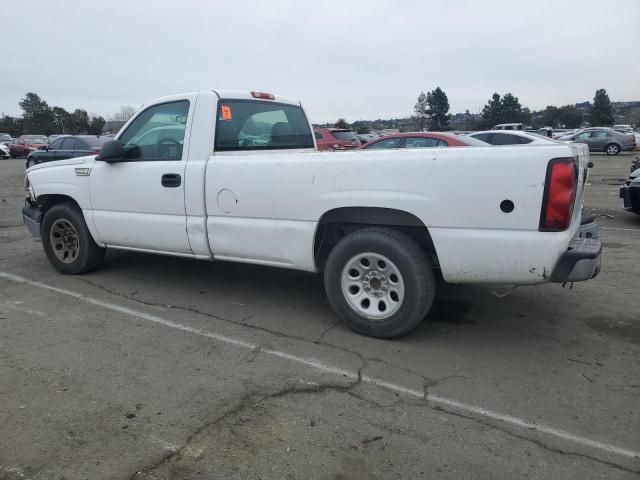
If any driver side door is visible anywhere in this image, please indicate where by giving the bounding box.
[89,98,194,254]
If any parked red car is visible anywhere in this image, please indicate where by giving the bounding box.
[10,135,48,157]
[314,128,362,150]
[358,132,485,150]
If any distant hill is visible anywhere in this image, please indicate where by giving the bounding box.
[315,101,640,132]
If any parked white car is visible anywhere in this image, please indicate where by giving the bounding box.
[23,89,601,338]
[469,130,559,145]
[491,123,524,131]
[0,142,10,159]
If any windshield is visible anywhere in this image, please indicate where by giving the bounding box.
[215,100,313,151]
[331,130,359,141]
[0,134,11,141]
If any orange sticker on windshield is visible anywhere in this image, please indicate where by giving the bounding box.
[221,105,232,120]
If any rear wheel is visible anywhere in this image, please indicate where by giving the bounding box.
[41,202,105,274]
[605,143,620,156]
[324,227,436,338]
[26,158,36,168]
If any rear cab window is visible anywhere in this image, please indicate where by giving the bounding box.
[215,100,314,151]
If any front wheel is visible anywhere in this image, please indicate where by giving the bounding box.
[26,158,36,168]
[41,202,105,274]
[605,143,620,156]
[324,227,436,338]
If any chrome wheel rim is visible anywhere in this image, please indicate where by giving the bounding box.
[341,252,405,320]
[50,219,79,264]
[607,145,618,154]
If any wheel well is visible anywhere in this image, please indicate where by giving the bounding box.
[313,207,438,271]
[36,194,80,213]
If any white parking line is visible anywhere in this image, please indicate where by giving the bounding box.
[1,270,639,463]
[600,227,640,233]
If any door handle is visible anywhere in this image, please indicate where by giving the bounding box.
[161,173,181,188]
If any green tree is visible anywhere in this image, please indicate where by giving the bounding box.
[356,125,370,134]
[88,115,106,135]
[19,92,55,134]
[426,87,450,131]
[52,106,71,133]
[69,109,90,134]
[557,105,583,128]
[481,93,503,129]
[0,114,23,137]
[500,93,524,123]
[590,89,613,126]
[334,118,350,129]
[413,91,428,131]
[538,105,560,127]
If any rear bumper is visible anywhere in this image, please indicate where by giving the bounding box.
[22,205,43,239]
[550,218,601,283]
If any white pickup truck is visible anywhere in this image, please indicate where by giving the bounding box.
[22,89,601,338]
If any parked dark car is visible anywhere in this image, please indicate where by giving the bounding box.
[314,128,362,150]
[10,135,48,157]
[562,128,636,155]
[26,135,111,168]
[358,132,486,150]
[620,168,640,214]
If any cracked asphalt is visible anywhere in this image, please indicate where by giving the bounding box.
[1,153,639,479]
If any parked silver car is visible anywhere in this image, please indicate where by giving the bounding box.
[561,128,636,155]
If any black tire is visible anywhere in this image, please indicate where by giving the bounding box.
[41,202,105,274]
[26,159,35,169]
[605,143,620,156]
[631,156,640,173]
[324,227,436,338]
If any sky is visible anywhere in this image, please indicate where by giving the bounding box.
[1,0,639,123]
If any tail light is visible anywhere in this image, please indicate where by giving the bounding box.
[539,158,578,231]
[250,91,275,100]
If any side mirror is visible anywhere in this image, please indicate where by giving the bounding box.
[96,139,125,162]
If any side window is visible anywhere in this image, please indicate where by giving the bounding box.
[118,100,189,161]
[576,132,590,140]
[215,100,314,151]
[49,138,64,150]
[405,137,440,148]
[75,139,90,150]
[491,134,520,145]
[314,131,324,140]
[590,131,607,138]
[472,133,490,143]
[60,138,78,150]
[515,136,533,144]
[366,138,403,149]
[436,139,449,147]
